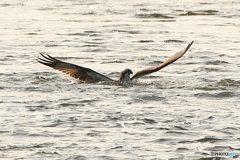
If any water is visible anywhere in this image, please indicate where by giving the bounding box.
[1,0,240,159]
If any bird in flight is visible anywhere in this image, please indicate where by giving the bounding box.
[38,41,193,83]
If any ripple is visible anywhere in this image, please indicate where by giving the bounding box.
[175,147,189,151]
[181,10,219,16]
[194,91,235,98]
[66,155,87,160]
[142,118,158,124]
[138,40,155,43]
[164,39,185,43]
[152,138,174,143]
[132,94,166,102]
[35,150,59,155]
[204,146,234,151]
[112,29,142,34]
[195,137,224,142]
[24,33,39,35]
[204,60,229,65]
[217,79,240,87]
[135,13,174,19]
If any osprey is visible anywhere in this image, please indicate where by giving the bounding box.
[38,41,193,83]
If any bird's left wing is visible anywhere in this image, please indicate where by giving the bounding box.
[37,53,114,82]
[131,41,194,80]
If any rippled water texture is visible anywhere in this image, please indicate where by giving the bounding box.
[1,0,240,159]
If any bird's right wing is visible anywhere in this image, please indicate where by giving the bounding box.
[37,53,114,82]
[131,41,194,80]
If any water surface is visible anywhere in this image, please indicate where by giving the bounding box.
[0,0,240,159]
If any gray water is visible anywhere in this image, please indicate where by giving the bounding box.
[1,0,240,159]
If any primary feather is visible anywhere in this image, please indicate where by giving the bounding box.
[131,40,194,80]
[37,53,114,82]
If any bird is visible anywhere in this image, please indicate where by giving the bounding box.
[38,41,193,83]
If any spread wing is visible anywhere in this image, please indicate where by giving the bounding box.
[131,40,194,80]
[37,53,114,82]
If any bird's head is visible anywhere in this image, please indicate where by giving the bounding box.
[119,68,133,82]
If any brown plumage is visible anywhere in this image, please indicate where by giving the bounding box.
[38,41,194,83]
[131,40,194,80]
[37,53,114,82]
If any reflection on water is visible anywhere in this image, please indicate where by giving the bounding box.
[0,0,240,159]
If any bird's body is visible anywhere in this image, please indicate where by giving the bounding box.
[38,41,194,83]
[119,68,133,82]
